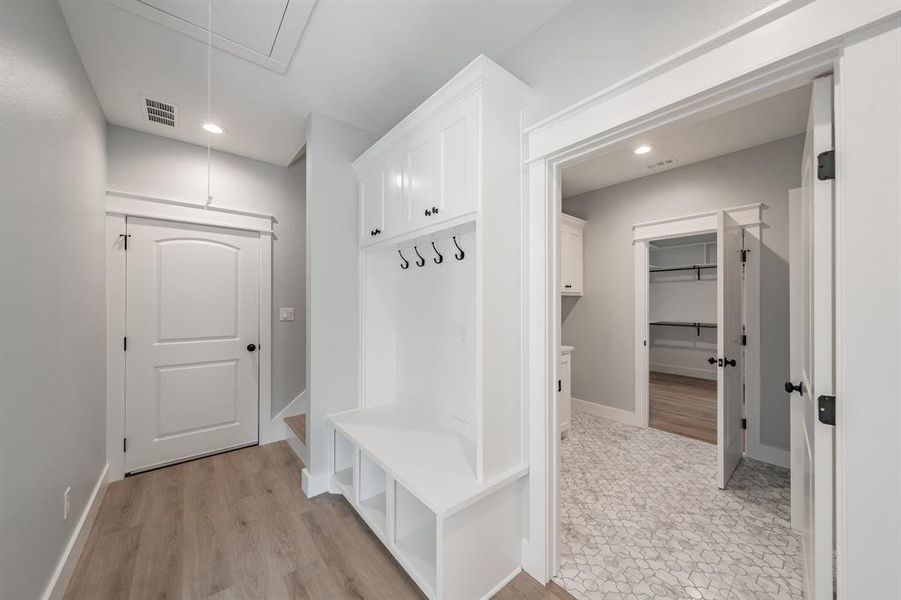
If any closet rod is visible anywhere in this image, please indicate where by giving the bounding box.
[649,264,716,280]
[649,321,717,336]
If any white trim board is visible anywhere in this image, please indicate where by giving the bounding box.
[42,464,109,600]
[523,2,901,585]
[649,364,717,381]
[572,399,643,428]
[105,193,274,481]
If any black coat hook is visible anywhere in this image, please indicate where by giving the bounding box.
[431,241,443,264]
[398,249,409,270]
[452,235,465,260]
[413,245,426,267]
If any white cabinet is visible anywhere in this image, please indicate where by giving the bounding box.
[559,347,573,436]
[360,147,405,246]
[561,214,585,295]
[347,56,530,600]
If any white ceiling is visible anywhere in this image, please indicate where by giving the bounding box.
[59,0,571,166]
[561,84,812,198]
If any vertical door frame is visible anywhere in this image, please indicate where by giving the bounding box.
[105,191,275,482]
[520,0,900,581]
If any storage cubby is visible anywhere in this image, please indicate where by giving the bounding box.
[394,482,437,596]
[358,451,388,535]
[332,429,355,500]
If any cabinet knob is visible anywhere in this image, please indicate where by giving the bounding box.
[425,209,432,216]
[374,228,381,235]
[785,381,803,395]
[432,206,439,214]
[564,284,572,289]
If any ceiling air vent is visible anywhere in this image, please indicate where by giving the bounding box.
[647,157,677,171]
[141,96,178,128]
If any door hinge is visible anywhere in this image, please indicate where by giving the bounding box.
[123,437,127,452]
[741,334,747,346]
[119,233,131,250]
[557,379,562,392]
[818,395,836,426]
[741,418,747,430]
[740,249,748,263]
[123,336,127,351]
[817,150,836,181]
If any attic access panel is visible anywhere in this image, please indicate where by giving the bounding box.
[110,0,316,73]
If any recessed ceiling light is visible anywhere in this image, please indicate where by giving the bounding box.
[633,144,653,155]
[202,122,224,135]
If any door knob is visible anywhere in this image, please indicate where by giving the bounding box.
[707,357,717,365]
[724,357,737,367]
[784,381,802,395]
[247,344,257,352]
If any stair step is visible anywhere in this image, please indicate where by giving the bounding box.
[285,414,306,446]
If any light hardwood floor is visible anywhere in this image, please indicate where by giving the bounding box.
[649,371,717,444]
[285,414,306,445]
[64,442,571,600]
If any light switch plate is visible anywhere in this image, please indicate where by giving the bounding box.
[279,307,295,322]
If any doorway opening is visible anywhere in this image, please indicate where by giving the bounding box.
[552,77,830,598]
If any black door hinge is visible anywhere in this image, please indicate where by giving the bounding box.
[119,233,132,250]
[740,249,748,263]
[817,150,835,181]
[557,379,562,392]
[741,334,747,346]
[123,336,127,351]
[741,418,747,430]
[818,395,836,426]
[123,437,127,452]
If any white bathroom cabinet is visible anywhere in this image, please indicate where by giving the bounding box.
[560,213,585,296]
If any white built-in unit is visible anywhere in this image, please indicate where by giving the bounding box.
[329,56,529,600]
[560,213,585,296]
[558,346,573,437]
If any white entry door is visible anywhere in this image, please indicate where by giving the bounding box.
[791,74,835,599]
[716,211,744,489]
[125,217,260,473]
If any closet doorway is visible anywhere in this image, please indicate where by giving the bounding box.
[646,233,718,445]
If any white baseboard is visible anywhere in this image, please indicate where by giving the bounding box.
[573,398,643,428]
[746,441,790,469]
[650,363,717,380]
[43,463,109,600]
[301,467,329,498]
[261,389,307,445]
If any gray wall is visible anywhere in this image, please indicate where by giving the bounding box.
[562,135,803,451]
[304,113,378,488]
[0,2,108,598]
[499,0,775,126]
[106,125,306,417]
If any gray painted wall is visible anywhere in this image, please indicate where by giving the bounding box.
[0,2,107,598]
[106,125,306,417]
[499,0,775,126]
[562,135,804,451]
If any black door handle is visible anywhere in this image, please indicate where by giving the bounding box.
[707,357,717,365]
[724,357,737,367]
[785,381,802,395]
[247,344,257,352]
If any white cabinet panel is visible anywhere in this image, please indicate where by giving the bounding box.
[434,93,479,223]
[405,128,439,231]
[360,148,405,245]
[561,215,585,295]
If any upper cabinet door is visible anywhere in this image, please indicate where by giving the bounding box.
[359,166,383,245]
[560,221,584,295]
[360,147,405,246]
[404,126,439,231]
[434,93,479,223]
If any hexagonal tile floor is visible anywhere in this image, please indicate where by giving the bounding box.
[553,410,804,600]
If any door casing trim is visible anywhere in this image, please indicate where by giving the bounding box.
[105,191,276,482]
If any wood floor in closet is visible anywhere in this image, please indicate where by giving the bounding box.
[649,371,717,444]
[63,441,571,600]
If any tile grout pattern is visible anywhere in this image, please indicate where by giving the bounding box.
[554,410,804,600]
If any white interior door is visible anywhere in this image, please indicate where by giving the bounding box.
[795,74,835,599]
[717,211,743,489]
[125,217,260,473]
